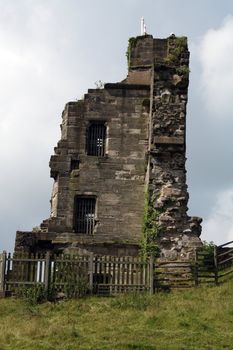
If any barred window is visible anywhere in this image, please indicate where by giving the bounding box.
[87,122,106,156]
[73,196,96,234]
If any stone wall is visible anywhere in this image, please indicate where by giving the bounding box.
[148,36,202,259]
[48,85,150,241]
[15,34,202,258]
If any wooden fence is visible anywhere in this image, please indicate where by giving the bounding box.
[0,252,153,296]
[1,243,233,297]
[153,243,233,289]
[215,241,233,283]
[195,241,233,286]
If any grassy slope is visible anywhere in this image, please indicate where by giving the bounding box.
[0,281,233,350]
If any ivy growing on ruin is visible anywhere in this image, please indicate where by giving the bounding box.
[140,190,161,259]
[176,65,190,77]
[166,36,187,64]
[126,37,137,67]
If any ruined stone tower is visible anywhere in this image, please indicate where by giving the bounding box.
[15,34,202,259]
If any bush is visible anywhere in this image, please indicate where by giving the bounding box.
[200,241,215,258]
[16,284,46,305]
[54,258,89,298]
[198,241,215,271]
[63,274,88,299]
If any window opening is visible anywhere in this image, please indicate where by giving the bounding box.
[70,159,80,171]
[73,196,96,234]
[87,122,106,156]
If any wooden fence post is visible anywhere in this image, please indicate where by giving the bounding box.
[44,252,51,292]
[149,255,154,294]
[0,251,6,293]
[214,245,219,286]
[89,253,94,294]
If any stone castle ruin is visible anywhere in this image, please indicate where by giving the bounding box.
[15,34,202,260]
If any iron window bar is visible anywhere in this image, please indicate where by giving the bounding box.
[87,122,106,156]
[73,196,96,234]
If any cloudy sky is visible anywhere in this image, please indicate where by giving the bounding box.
[1,0,233,251]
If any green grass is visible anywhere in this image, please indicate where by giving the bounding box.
[1,281,233,349]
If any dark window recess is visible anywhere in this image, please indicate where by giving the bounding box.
[87,122,106,156]
[70,159,80,171]
[73,196,96,234]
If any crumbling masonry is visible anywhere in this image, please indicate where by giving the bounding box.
[15,34,202,260]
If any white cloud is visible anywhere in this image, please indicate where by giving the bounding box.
[202,187,233,245]
[0,2,85,251]
[199,16,233,118]
[198,17,233,245]
[0,1,129,251]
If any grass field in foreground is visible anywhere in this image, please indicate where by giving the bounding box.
[1,281,233,350]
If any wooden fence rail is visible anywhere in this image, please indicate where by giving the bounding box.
[0,252,153,296]
[1,243,233,297]
[216,241,233,282]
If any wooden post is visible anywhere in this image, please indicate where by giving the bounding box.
[214,245,218,286]
[89,253,94,294]
[44,252,51,292]
[0,251,6,293]
[149,255,154,294]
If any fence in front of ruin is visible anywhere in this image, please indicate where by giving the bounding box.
[0,253,154,297]
[1,242,233,297]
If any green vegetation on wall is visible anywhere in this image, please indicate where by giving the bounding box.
[140,190,161,258]
[126,37,137,67]
[176,65,190,77]
[166,36,187,64]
